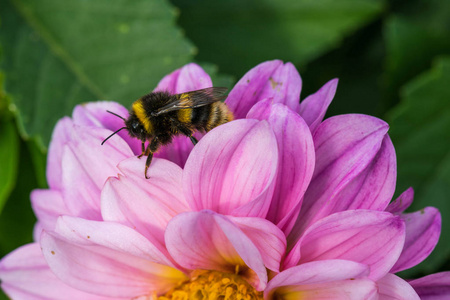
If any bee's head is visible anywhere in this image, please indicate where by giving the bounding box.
[125,115,148,140]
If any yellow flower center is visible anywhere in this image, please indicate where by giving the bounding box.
[158,270,263,300]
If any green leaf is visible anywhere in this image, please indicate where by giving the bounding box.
[27,139,47,189]
[0,70,20,214]
[384,1,450,104]
[171,0,384,77]
[0,120,19,214]
[0,137,36,257]
[0,0,195,149]
[387,57,450,276]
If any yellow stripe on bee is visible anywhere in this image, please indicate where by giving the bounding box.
[132,100,153,133]
[177,108,192,123]
[179,93,193,106]
[206,102,219,130]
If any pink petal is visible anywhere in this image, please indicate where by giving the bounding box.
[154,69,181,93]
[152,63,213,167]
[377,273,420,300]
[154,63,212,93]
[41,217,186,298]
[61,125,133,220]
[46,117,72,190]
[225,60,283,118]
[386,187,414,214]
[31,189,69,231]
[296,210,405,281]
[328,134,396,211]
[230,216,286,272]
[257,62,302,112]
[0,243,113,300]
[289,114,390,242]
[409,272,450,299]
[183,119,278,218]
[33,222,44,242]
[72,101,141,155]
[390,207,441,273]
[298,78,338,133]
[165,211,268,290]
[265,260,376,300]
[247,102,315,235]
[101,157,188,251]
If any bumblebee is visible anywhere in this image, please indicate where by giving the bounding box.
[102,87,234,178]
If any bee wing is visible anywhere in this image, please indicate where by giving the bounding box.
[151,87,228,116]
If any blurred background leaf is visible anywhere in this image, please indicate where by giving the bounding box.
[0,120,19,214]
[388,57,450,277]
[384,0,450,110]
[171,0,385,77]
[0,0,195,149]
[0,76,19,214]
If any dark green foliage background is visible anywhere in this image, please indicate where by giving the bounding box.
[0,0,449,296]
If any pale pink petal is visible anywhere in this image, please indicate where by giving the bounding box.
[31,189,69,231]
[390,207,441,273]
[101,157,188,251]
[297,210,405,281]
[46,117,72,190]
[41,217,186,298]
[329,134,396,211]
[153,63,213,167]
[265,260,376,300]
[298,78,338,133]
[72,101,141,155]
[230,216,286,272]
[154,63,212,93]
[257,62,302,112]
[377,273,420,300]
[247,102,315,235]
[54,216,174,266]
[288,114,390,242]
[0,243,114,300]
[60,146,102,220]
[386,187,414,214]
[61,125,133,220]
[409,272,450,299]
[183,119,278,218]
[226,60,283,118]
[165,211,268,290]
[33,222,44,243]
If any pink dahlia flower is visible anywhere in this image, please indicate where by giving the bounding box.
[1,61,449,299]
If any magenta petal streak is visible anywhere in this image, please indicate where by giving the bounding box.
[247,102,315,235]
[183,119,278,218]
[296,210,405,281]
[390,207,441,273]
[288,114,390,245]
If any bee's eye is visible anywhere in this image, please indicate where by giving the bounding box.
[131,122,140,134]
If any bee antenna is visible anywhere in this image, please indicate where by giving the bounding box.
[101,127,127,145]
[106,110,126,121]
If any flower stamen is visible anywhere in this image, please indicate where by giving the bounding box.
[158,270,263,300]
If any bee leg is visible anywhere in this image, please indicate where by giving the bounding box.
[137,141,146,158]
[144,152,154,179]
[144,137,160,179]
[175,124,197,145]
[189,135,198,145]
